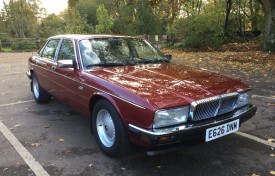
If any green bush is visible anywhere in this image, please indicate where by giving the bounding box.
[170,4,225,49]
[11,40,38,50]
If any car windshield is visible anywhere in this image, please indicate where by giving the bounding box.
[79,37,168,68]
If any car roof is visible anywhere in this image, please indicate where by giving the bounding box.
[48,34,139,40]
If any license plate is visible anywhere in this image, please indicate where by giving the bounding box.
[205,119,239,142]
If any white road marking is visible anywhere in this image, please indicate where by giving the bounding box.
[252,94,275,100]
[235,131,275,148]
[0,100,34,107]
[0,121,50,176]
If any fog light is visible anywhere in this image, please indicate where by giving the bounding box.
[158,135,178,144]
[140,134,151,143]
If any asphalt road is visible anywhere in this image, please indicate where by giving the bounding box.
[0,52,274,176]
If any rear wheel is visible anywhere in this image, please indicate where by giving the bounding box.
[31,74,51,104]
[92,99,130,157]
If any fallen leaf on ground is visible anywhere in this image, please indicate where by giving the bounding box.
[270,154,275,157]
[272,96,275,98]
[59,138,65,142]
[270,171,275,175]
[251,174,260,176]
[268,138,275,143]
[31,143,40,147]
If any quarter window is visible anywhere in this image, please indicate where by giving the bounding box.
[41,39,60,60]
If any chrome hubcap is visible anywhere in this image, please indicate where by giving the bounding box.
[33,77,39,98]
[96,109,115,147]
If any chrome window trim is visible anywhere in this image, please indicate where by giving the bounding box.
[30,63,146,109]
[35,56,57,66]
[77,39,85,70]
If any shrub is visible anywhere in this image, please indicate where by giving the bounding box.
[170,4,225,49]
[11,40,38,50]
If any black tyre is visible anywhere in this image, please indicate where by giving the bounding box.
[92,99,130,157]
[31,74,51,104]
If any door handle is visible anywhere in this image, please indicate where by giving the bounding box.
[78,86,84,91]
[51,66,56,71]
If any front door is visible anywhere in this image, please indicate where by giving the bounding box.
[50,38,78,109]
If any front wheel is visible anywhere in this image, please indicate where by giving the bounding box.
[31,74,51,104]
[92,99,130,157]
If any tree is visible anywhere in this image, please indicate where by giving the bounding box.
[68,0,79,7]
[112,3,136,35]
[135,0,162,35]
[0,10,6,33]
[3,0,41,38]
[259,0,275,52]
[224,0,232,34]
[75,0,98,27]
[95,5,113,34]
[171,1,225,48]
[39,14,66,37]
[62,8,87,33]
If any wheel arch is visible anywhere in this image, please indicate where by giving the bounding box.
[89,93,124,134]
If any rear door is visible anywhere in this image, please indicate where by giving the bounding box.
[34,39,61,92]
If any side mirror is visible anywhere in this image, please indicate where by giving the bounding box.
[58,60,73,68]
[165,54,172,60]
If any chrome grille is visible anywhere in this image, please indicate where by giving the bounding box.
[190,92,239,121]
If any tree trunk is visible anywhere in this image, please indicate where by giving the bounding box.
[260,0,275,52]
[224,0,232,34]
[237,0,243,34]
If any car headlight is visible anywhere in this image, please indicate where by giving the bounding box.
[236,91,252,108]
[153,106,189,128]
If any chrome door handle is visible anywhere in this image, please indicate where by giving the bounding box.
[78,86,84,91]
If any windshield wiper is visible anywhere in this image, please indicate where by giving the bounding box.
[138,58,169,64]
[86,62,126,68]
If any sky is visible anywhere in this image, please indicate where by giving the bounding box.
[41,0,68,14]
[0,0,68,14]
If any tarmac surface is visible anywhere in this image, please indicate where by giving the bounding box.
[0,52,274,176]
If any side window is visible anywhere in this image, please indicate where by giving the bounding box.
[58,39,75,61]
[41,39,60,60]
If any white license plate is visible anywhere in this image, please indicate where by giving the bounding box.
[205,119,239,142]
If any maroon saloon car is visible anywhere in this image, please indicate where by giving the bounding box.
[27,35,256,157]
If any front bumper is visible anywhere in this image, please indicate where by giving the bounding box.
[128,104,256,154]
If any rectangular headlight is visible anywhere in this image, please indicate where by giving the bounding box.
[236,91,252,108]
[153,106,189,128]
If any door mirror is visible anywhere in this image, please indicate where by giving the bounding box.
[165,54,172,60]
[58,60,73,68]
